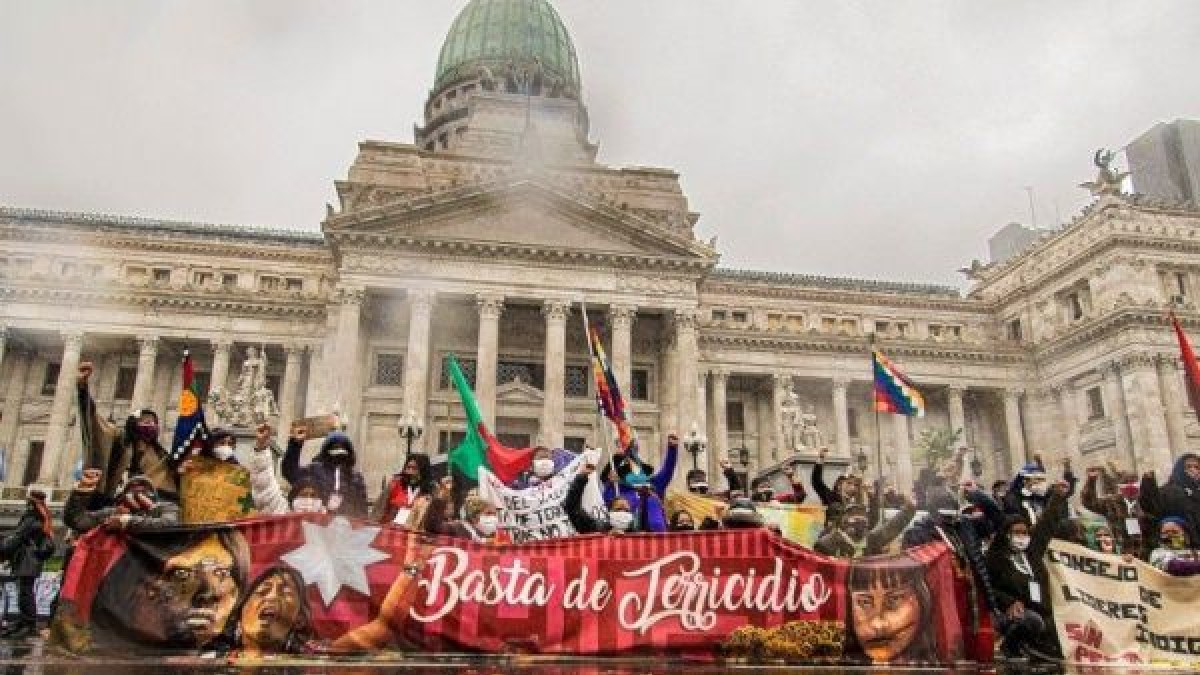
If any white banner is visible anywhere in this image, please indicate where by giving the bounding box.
[478,450,607,543]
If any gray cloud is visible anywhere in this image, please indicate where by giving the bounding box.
[2,0,1197,287]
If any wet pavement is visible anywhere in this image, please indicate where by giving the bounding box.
[0,635,1077,674]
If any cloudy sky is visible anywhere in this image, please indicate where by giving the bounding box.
[1,1,1197,287]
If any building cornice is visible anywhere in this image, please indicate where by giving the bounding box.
[699,329,1029,364]
[2,285,328,319]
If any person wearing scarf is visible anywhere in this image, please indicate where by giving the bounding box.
[375,454,433,526]
[0,490,55,639]
[282,427,368,518]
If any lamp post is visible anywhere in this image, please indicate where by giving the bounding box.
[970,447,984,479]
[855,445,870,474]
[684,424,708,470]
[397,410,424,459]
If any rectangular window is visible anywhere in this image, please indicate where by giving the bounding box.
[192,270,213,286]
[152,268,171,284]
[564,365,589,398]
[821,317,837,333]
[711,309,728,321]
[767,313,783,330]
[1086,387,1105,420]
[875,320,890,335]
[438,431,466,454]
[929,324,942,338]
[840,319,858,335]
[41,363,61,396]
[258,276,282,292]
[847,408,860,438]
[114,366,138,400]
[21,442,44,487]
[630,369,650,401]
[1007,319,1023,341]
[498,361,544,389]
[221,273,239,289]
[726,401,745,433]
[439,358,477,389]
[1177,272,1189,297]
[787,315,806,331]
[86,264,103,279]
[374,353,404,387]
[285,277,304,291]
[563,437,586,453]
[1068,292,1084,320]
[126,266,148,282]
[59,261,77,277]
[731,311,748,323]
[194,371,212,398]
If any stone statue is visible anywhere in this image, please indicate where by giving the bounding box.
[957,258,991,281]
[1079,148,1130,197]
[779,380,803,451]
[209,346,278,428]
[799,405,824,450]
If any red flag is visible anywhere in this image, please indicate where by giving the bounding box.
[1170,312,1200,424]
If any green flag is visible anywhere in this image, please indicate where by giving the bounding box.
[445,354,533,485]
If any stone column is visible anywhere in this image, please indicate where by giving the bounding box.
[697,371,711,476]
[0,326,7,374]
[541,299,570,449]
[660,333,679,435]
[609,305,636,398]
[832,377,851,457]
[1002,388,1027,470]
[755,384,773,468]
[207,337,233,424]
[673,310,701,456]
[1055,384,1082,467]
[41,332,84,486]
[892,413,915,492]
[1157,355,1188,456]
[1,350,31,484]
[710,369,729,462]
[947,386,966,437]
[1121,355,1172,471]
[277,344,305,446]
[770,373,787,462]
[130,336,159,412]
[1101,362,1134,465]
[475,294,504,430]
[403,290,436,428]
[330,284,366,428]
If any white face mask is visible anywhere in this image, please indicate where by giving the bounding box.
[882,508,900,521]
[293,496,324,513]
[533,458,555,478]
[609,511,634,531]
[1010,534,1031,551]
[477,515,499,535]
[213,444,235,461]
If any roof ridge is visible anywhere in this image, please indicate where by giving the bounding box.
[0,205,324,242]
[711,267,961,297]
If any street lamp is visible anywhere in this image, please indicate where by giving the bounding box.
[735,446,750,469]
[397,410,424,458]
[855,446,869,474]
[684,424,708,470]
[970,448,984,479]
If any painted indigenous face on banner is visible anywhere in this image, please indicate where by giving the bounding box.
[92,530,250,648]
[845,556,934,663]
[236,566,312,654]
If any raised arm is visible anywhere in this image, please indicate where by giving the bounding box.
[650,434,680,497]
[1030,485,1068,562]
[248,424,290,515]
[1081,467,1109,516]
[564,471,603,534]
[811,447,836,505]
[281,428,308,485]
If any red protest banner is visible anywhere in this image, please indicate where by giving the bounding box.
[51,514,979,665]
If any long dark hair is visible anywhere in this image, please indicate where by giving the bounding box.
[843,555,937,664]
[91,528,250,649]
[214,564,313,655]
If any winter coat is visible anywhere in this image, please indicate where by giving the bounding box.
[986,491,1067,618]
[282,435,368,519]
[77,382,180,500]
[374,454,434,525]
[1149,454,1200,544]
[565,474,627,535]
[1081,472,1150,559]
[813,502,915,558]
[601,442,679,533]
[64,489,179,533]
[247,443,289,515]
[812,461,874,527]
[0,510,52,578]
[903,490,1004,613]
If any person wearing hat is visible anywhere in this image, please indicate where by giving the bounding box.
[814,494,915,558]
[1149,515,1200,575]
[76,361,180,502]
[283,426,368,518]
[1003,454,1076,526]
[0,490,55,639]
[722,497,764,529]
[65,469,180,533]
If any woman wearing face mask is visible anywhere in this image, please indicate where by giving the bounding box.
[375,455,433,527]
[986,481,1067,660]
[1149,516,1200,575]
[1082,464,1149,559]
[441,497,509,544]
[564,462,638,534]
[282,427,368,518]
[669,511,695,532]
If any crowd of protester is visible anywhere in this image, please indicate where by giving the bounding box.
[2,359,1200,664]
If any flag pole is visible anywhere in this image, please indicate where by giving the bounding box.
[580,302,616,473]
[868,333,883,483]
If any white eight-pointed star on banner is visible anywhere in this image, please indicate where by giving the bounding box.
[281,516,390,606]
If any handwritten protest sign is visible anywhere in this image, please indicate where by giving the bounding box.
[477,451,605,542]
[180,456,255,524]
[1046,539,1200,668]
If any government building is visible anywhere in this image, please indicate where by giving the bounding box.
[2,0,1198,502]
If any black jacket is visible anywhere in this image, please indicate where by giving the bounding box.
[0,511,51,578]
[565,474,622,534]
[813,502,915,558]
[986,491,1067,616]
[282,437,368,518]
[64,489,179,534]
[904,490,1004,613]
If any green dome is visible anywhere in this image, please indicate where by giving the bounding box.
[435,0,581,93]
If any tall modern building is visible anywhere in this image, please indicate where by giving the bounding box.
[1126,119,1200,204]
[2,0,1199,506]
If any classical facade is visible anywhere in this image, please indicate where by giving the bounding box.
[3,0,1199,501]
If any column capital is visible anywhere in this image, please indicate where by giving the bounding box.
[409,289,436,313]
[61,331,85,351]
[283,342,307,358]
[832,376,850,392]
[333,284,366,306]
[772,371,792,388]
[476,293,505,319]
[946,384,967,397]
[1003,388,1025,402]
[708,367,729,382]
[211,336,233,353]
[609,304,638,326]
[136,335,159,352]
[671,308,700,331]
[541,299,571,322]
[1101,360,1122,378]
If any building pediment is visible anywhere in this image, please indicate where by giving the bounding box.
[323,178,717,268]
[495,380,545,405]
